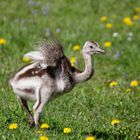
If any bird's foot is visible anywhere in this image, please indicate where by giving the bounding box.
[35,124,40,130]
[28,117,35,128]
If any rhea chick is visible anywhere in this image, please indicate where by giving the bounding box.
[9,40,105,129]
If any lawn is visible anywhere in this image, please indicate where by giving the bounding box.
[0,0,140,140]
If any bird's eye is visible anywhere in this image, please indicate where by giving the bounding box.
[90,46,93,48]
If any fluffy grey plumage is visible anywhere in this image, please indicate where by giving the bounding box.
[37,40,75,90]
[37,40,64,67]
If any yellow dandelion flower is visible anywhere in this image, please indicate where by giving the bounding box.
[125,88,132,92]
[133,15,140,20]
[0,38,6,45]
[72,45,81,51]
[134,7,140,13]
[100,16,108,22]
[111,119,120,125]
[39,135,49,140]
[40,123,49,129]
[86,136,96,140]
[109,81,118,87]
[70,56,77,66]
[106,23,113,29]
[138,135,140,139]
[23,57,32,63]
[123,17,133,26]
[104,41,112,48]
[8,123,18,130]
[130,80,138,87]
[63,127,72,134]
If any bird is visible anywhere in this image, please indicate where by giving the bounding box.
[9,40,105,129]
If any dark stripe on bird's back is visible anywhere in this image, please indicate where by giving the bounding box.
[17,66,55,80]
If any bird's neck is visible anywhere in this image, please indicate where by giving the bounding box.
[74,53,94,83]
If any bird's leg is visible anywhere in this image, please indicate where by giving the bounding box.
[33,87,41,113]
[33,87,44,130]
[33,102,46,130]
[33,86,51,130]
[19,97,35,128]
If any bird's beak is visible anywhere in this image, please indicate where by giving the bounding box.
[95,47,105,54]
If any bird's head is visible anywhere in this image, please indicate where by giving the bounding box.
[83,41,105,55]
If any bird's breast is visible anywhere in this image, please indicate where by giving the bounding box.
[56,79,65,92]
[56,77,75,92]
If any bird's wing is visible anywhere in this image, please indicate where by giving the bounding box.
[23,40,64,68]
[60,56,82,75]
[24,51,44,61]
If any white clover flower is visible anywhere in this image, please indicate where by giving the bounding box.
[112,32,119,37]
[127,32,133,37]
[127,36,132,41]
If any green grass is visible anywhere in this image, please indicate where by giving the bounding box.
[0,0,140,139]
